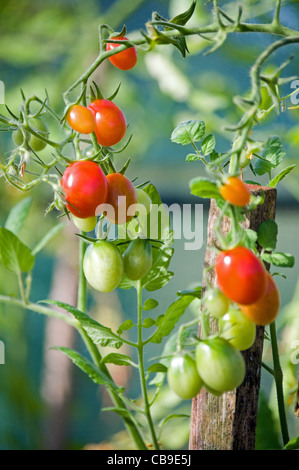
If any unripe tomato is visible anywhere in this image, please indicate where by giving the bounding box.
[219,307,256,351]
[88,99,126,147]
[204,288,230,318]
[123,237,152,281]
[135,188,152,215]
[104,173,137,225]
[61,161,107,219]
[215,246,267,305]
[106,36,137,70]
[13,117,49,151]
[239,272,280,326]
[219,177,251,207]
[167,354,203,400]
[196,337,246,393]
[66,105,96,134]
[83,240,124,293]
[71,214,97,232]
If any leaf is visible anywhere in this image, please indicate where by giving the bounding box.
[150,295,194,344]
[0,227,35,273]
[32,222,66,256]
[284,436,299,450]
[257,220,278,251]
[201,134,215,156]
[262,136,286,167]
[101,353,134,367]
[170,1,196,26]
[147,363,168,373]
[240,229,258,250]
[143,298,159,311]
[269,164,296,188]
[143,318,155,328]
[53,347,120,391]
[42,300,123,349]
[171,120,205,146]
[5,197,32,234]
[253,154,274,176]
[186,153,202,162]
[262,251,295,268]
[189,177,220,199]
[117,319,134,335]
[177,286,202,299]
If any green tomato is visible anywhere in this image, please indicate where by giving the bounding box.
[219,308,256,351]
[13,117,49,151]
[204,288,230,318]
[72,214,97,232]
[83,240,124,292]
[196,337,246,393]
[167,354,203,400]
[135,188,152,215]
[123,237,152,281]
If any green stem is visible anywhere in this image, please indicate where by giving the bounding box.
[136,280,160,450]
[269,321,290,447]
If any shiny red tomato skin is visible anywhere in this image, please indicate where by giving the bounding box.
[106,36,137,70]
[215,246,268,305]
[88,99,126,147]
[240,272,280,325]
[104,173,137,225]
[61,161,107,219]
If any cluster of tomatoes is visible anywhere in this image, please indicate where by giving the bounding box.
[167,179,281,401]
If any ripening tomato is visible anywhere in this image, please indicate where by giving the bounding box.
[61,161,107,219]
[239,272,280,326]
[123,237,152,281]
[204,288,230,318]
[66,105,96,134]
[196,337,246,393]
[106,36,137,70]
[219,177,251,207]
[103,173,137,225]
[71,214,97,232]
[13,117,49,152]
[167,354,203,400]
[219,307,256,351]
[215,246,267,305]
[88,99,126,147]
[83,240,124,292]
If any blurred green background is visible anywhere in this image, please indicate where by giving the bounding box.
[0,0,298,450]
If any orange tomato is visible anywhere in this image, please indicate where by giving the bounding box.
[220,177,251,207]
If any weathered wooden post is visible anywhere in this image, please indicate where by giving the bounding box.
[189,186,277,450]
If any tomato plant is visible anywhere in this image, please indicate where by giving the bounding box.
[123,237,152,281]
[88,99,127,147]
[215,246,268,305]
[167,354,203,400]
[240,272,280,326]
[203,288,230,318]
[219,177,251,207]
[83,240,124,293]
[106,36,137,70]
[66,105,96,134]
[196,337,246,393]
[13,117,49,151]
[61,161,107,218]
[104,172,137,225]
[219,307,256,351]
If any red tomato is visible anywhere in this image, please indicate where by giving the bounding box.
[215,246,267,305]
[219,177,251,207]
[103,173,137,225]
[61,161,107,218]
[106,36,137,70]
[66,105,96,134]
[88,99,126,147]
[239,272,280,325]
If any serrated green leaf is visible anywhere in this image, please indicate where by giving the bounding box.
[253,155,274,176]
[186,153,202,162]
[262,251,295,268]
[5,197,32,234]
[201,134,215,156]
[142,298,159,311]
[150,295,194,344]
[0,227,35,273]
[171,120,205,146]
[189,177,220,199]
[269,164,296,188]
[53,347,120,390]
[241,229,258,250]
[257,220,278,251]
[262,136,286,168]
[42,300,123,349]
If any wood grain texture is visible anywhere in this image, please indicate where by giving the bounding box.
[189,186,277,450]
